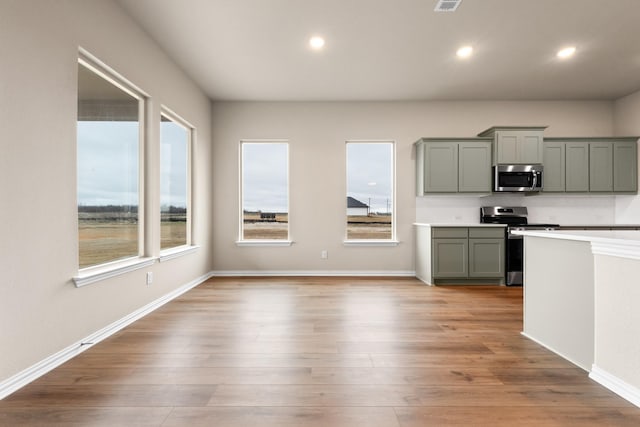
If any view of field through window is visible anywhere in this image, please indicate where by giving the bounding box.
[160,115,189,250]
[241,142,289,240]
[346,142,394,240]
[77,62,140,268]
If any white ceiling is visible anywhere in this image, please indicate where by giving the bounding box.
[117,0,640,102]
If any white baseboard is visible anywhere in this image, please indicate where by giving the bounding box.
[0,271,214,400]
[520,331,591,372]
[211,270,416,277]
[590,365,640,408]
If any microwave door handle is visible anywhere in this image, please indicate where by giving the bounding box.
[530,171,538,190]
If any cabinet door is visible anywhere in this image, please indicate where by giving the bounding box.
[469,238,505,278]
[432,238,468,278]
[565,142,589,192]
[613,141,638,192]
[589,142,613,192]
[424,143,458,193]
[520,133,544,163]
[458,141,492,192]
[543,141,565,192]
[495,132,519,163]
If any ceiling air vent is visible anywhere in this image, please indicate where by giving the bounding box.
[434,0,462,12]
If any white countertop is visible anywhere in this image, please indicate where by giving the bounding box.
[512,229,640,260]
[413,223,507,228]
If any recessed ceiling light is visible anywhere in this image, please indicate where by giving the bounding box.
[309,36,325,50]
[456,46,473,58]
[557,46,576,58]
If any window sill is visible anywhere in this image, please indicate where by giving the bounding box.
[343,240,400,247]
[73,257,156,288]
[236,240,294,247]
[159,245,200,262]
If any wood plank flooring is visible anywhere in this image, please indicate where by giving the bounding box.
[1,277,639,426]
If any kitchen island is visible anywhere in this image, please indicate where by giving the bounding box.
[513,229,640,408]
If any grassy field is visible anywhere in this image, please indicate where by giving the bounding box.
[241,213,392,240]
[347,215,392,239]
[80,213,391,267]
[242,212,289,240]
[79,220,186,268]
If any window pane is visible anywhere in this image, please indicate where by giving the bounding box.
[160,116,189,250]
[77,63,140,268]
[241,142,289,240]
[346,142,394,240]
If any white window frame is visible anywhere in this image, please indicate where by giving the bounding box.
[237,139,292,247]
[73,48,153,287]
[158,106,199,261]
[344,140,398,246]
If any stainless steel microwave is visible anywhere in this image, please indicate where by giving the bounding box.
[493,164,543,192]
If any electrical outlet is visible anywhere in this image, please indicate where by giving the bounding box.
[321,250,328,259]
[146,272,153,285]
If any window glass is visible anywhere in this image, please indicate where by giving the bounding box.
[241,142,289,240]
[346,142,394,240]
[77,62,141,268]
[160,114,190,250]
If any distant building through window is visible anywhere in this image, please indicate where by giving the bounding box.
[346,141,394,240]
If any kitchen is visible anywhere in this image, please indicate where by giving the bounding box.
[4,0,640,424]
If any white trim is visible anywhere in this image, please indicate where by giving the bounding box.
[159,245,199,262]
[0,271,214,400]
[590,365,640,408]
[520,331,590,372]
[591,241,640,260]
[343,240,400,247]
[236,240,293,247]
[73,257,156,287]
[212,270,416,277]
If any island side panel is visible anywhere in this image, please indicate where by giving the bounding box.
[523,236,594,371]
[592,254,640,392]
[415,225,433,285]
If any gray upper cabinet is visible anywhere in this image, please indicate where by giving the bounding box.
[613,141,638,192]
[542,141,565,192]
[477,126,546,164]
[543,138,638,193]
[458,142,492,192]
[565,141,589,192]
[589,142,613,192]
[416,139,492,195]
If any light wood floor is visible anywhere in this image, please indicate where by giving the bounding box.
[1,277,639,426]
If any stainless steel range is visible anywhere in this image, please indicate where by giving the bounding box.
[480,206,558,286]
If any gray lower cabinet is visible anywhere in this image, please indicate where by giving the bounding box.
[469,238,505,278]
[432,238,468,278]
[543,138,638,193]
[416,139,492,195]
[431,227,504,281]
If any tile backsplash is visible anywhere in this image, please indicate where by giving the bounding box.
[416,194,616,225]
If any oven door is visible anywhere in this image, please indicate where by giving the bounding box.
[506,231,523,286]
[494,165,543,192]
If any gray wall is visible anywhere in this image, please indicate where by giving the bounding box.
[0,0,213,382]
[614,89,640,223]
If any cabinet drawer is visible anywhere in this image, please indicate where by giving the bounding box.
[468,227,505,238]
[432,227,468,238]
